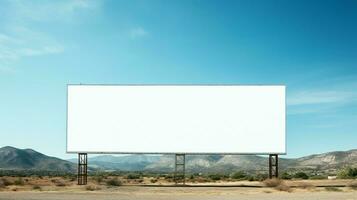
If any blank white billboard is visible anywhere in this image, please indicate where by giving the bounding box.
[67,85,286,154]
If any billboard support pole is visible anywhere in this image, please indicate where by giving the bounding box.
[269,154,278,179]
[174,154,186,185]
[78,153,88,185]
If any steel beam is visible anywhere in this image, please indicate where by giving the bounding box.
[269,154,278,179]
[78,153,88,185]
[174,154,186,185]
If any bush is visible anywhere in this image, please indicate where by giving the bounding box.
[309,175,326,180]
[264,178,283,187]
[264,178,291,192]
[150,178,158,183]
[32,185,42,190]
[14,177,24,186]
[93,175,104,183]
[281,172,292,180]
[231,171,246,180]
[0,178,12,186]
[337,167,357,179]
[85,185,101,191]
[294,172,309,180]
[276,184,292,192]
[106,178,122,186]
[208,174,223,181]
[255,173,268,181]
[127,174,141,179]
[55,180,66,187]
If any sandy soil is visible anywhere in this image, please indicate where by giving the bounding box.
[0,187,357,200]
[1,177,357,200]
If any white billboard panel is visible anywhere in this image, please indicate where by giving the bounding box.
[67,85,286,154]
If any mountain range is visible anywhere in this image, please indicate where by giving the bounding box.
[1,146,356,174]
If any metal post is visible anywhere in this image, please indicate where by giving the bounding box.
[174,154,185,185]
[269,154,278,179]
[78,153,88,185]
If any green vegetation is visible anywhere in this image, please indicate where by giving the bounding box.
[309,175,326,180]
[337,167,357,179]
[14,177,24,186]
[207,174,228,181]
[230,171,246,180]
[127,174,141,179]
[281,172,292,180]
[293,172,309,179]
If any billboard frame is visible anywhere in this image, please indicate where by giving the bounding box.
[66,84,287,155]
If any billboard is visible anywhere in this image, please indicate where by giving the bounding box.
[67,85,286,154]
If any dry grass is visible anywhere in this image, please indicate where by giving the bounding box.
[347,181,357,190]
[297,182,315,190]
[32,185,42,190]
[263,178,283,187]
[106,178,122,186]
[54,180,66,187]
[85,185,101,191]
[263,178,292,192]
[325,187,342,192]
[14,177,24,186]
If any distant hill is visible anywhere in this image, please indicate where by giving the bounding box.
[0,146,76,172]
[67,149,357,174]
[1,146,356,174]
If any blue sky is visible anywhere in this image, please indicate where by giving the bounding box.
[0,0,356,159]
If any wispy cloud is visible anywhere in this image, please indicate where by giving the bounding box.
[0,30,64,68]
[287,81,357,115]
[288,90,355,106]
[0,0,101,73]
[129,27,149,39]
[8,0,101,22]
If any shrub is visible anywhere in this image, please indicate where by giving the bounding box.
[276,184,292,192]
[32,185,42,190]
[293,172,309,180]
[150,178,158,183]
[263,178,283,187]
[55,180,66,187]
[208,174,223,181]
[337,167,357,179]
[93,175,104,184]
[255,173,268,181]
[264,178,291,192]
[164,174,173,179]
[231,171,246,180]
[247,176,255,181]
[0,178,12,186]
[127,174,141,179]
[106,178,122,186]
[14,177,24,186]
[281,172,292,180]
[309,175,326,180]
[85,185,101,191]
[325,187,342,192]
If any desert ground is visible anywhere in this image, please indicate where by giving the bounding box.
[1,176,357,200]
